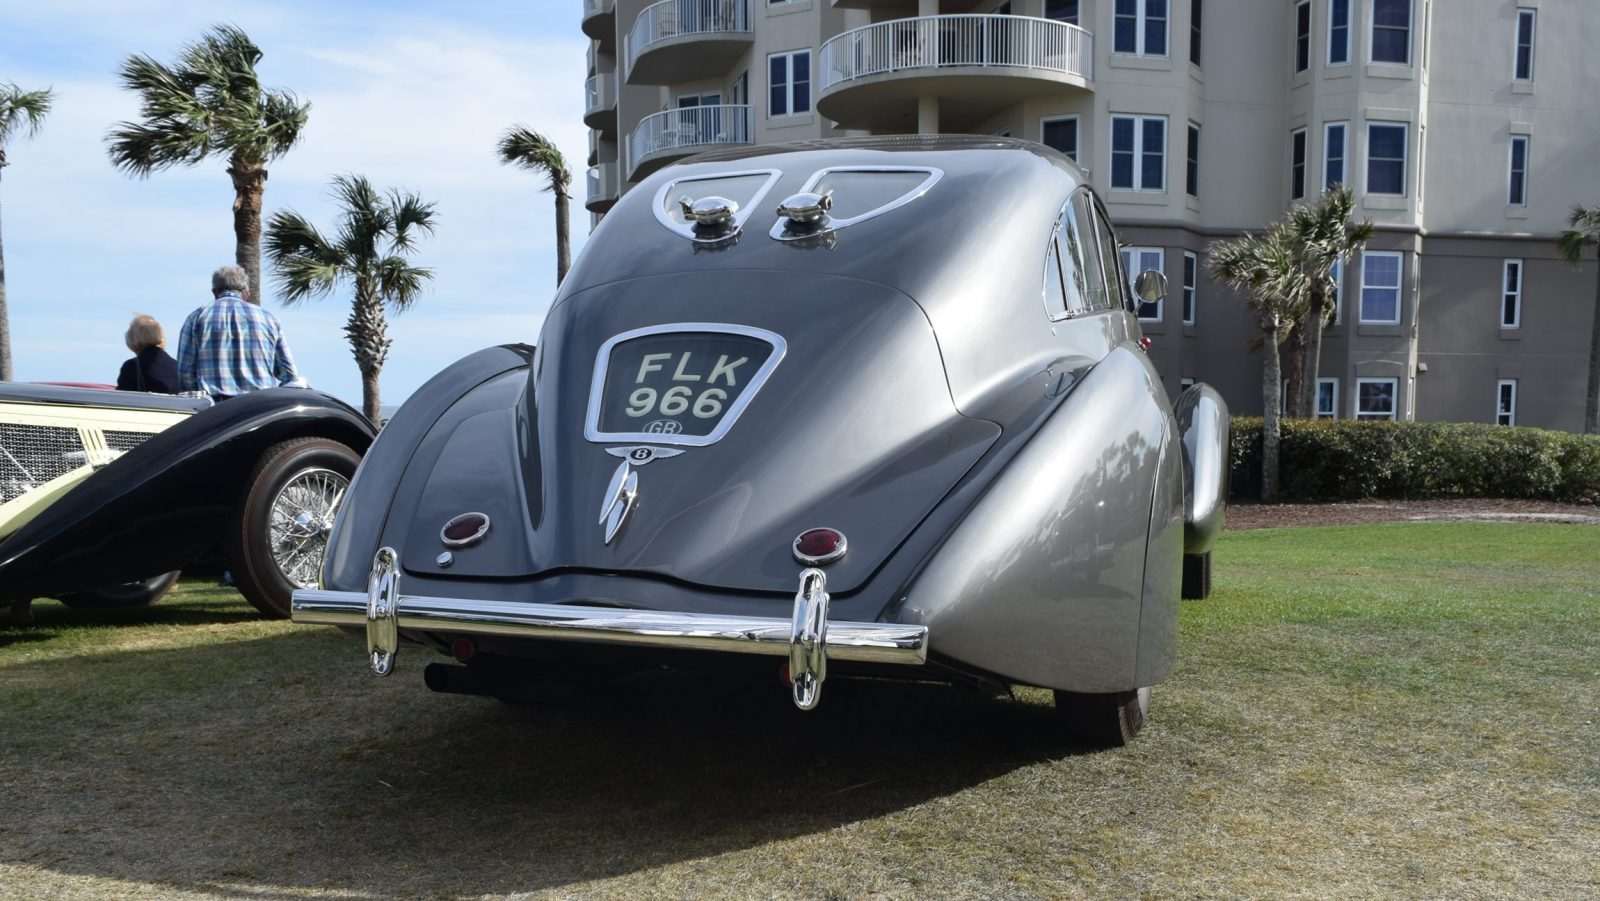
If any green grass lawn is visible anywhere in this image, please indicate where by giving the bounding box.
[1,523,1596,899]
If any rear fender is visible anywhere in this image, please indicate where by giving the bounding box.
[897,345,1180,693]
[1175,383,1230,554]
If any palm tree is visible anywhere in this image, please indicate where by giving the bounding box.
[1557,206,1600,435]
[1210,226,1309,501]
[1284,185,1373,418]
[107,25,309,304]
[497,125,572,286]
[265,175,438,426]
[0,84,53,382]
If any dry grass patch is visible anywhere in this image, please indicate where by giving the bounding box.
[1,523,1597,899]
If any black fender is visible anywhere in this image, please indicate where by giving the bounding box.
[0,389,374,599]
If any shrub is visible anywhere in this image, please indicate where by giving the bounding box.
[1228,417,1600,502]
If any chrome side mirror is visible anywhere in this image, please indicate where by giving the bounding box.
[1133,269,1168,303]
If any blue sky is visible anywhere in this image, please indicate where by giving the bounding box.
[1,0,588,408]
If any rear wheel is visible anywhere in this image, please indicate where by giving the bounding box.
[228,438,359,619]
[1054,686,1150,748]
[58,570,182,609]
[1181,551,1213,600]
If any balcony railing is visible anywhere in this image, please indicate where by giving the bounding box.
[819,14,1093,91]
[583,0,612,19]
[627,0,750,76]
[584,74,612,116]
[627,104,751,176]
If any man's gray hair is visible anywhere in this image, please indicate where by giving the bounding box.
[211,265,250,296]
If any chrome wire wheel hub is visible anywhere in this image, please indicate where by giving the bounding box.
[268,466,349,589]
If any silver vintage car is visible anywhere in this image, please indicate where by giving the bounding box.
[293,137,1228,747]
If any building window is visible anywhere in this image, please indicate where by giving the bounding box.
[1046,0,1079,24]
[1191,0,1202,65]
[1360,252,1402,324]
[1508,135,1529,207]
[768,50,811,117]
[1043,116,1079,162]
[1182,251,1198,325]
[1501,259,1522,329]
[1514,9,1535,81]
[1111,115,1166,191]
[1114,0,1169,57]
[1371,0,1411,64]
[1324,122,1347,189]
[1356,378,1398,420]
[1366,122,1407,196]
[1295,1,1311,73]
[1317,378,1340,419]
[1328,0,1351,65]
[1180,377,1196,391]
[1122,247,1165,321]
[1496,379,1517,426]
[1186,123,1200,197]
[1290,128,1307,200]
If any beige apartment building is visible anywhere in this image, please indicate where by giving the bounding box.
[581,0,1600,430]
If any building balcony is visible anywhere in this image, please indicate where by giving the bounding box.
[587,163,619,213]
[818,14,1094,131]
[584,73,617,134]
[582,0,616,53]
[625,0,753,85]
[626,104,751,181]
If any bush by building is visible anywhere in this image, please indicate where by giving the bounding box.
[1229,417,1600,502]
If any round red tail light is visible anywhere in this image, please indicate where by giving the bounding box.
[793,528,847,566]
[451,638,477,663]
[441,512,491,547]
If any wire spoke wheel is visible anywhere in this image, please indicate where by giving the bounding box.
[229,438,362,619]
[266,467,349,589]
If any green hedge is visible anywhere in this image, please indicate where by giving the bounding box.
[1229,417,1600,502]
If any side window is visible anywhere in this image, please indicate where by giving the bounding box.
[1090,198,1129,311]
[1044,194,1096,320]
[1043,233,1069,320]
[1069,190,1110,310]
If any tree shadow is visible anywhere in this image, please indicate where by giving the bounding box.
[0,630,1087,897]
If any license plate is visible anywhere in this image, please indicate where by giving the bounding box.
[585,324,786,446]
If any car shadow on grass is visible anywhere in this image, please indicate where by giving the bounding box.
[0,629,1088,897]
[0,595,262,648]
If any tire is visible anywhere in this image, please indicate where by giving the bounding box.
[1181,551,1213,600]
[58,570,182,609]
[1054,686,1150,748]
[227,437,359,619]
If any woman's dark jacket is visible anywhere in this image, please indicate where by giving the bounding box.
[117,346,181,394]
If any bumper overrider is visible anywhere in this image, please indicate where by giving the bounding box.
[290,548,930,710]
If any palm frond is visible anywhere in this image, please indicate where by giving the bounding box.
[0,83,55,146]
[376,256,434,313]
[497,124,571,194]
[106,24,305,172]
[264,209,345,304]
[1557,205,1600,265]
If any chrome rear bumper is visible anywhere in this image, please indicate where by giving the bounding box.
[290,547,929,710]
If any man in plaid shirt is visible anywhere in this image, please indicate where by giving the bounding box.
[177,265,305,400]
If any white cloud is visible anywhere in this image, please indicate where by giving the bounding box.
[1,2,586,408]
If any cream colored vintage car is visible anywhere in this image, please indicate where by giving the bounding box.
[1,383,374,618]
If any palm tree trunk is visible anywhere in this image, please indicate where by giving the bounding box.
[555,189,571,286]
[361,368,381,427]
[0,163,11,382]
[1285,329,1305,418]
[228,156,268,304]
[1301,288,1328,419]
[1262,325,1284,502]
[1587,264,1600,434]
[345,287,391,428]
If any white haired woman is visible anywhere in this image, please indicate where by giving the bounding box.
[116,314,181,393]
